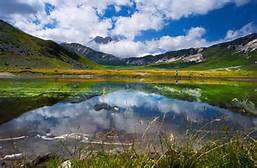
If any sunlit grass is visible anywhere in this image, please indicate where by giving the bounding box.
[22,135,256,168]
[8,113,257,168]
[1,68,257,78]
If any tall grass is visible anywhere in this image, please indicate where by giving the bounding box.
[23,116,257,168]
[4,110,257,167]
[26,134,256,168]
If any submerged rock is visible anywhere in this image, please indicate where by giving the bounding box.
[94,103,120,113]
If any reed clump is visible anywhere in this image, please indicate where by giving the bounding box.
[25,136,255,168]
[7,117,257,168]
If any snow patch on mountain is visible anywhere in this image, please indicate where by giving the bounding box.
[182,53,204,63]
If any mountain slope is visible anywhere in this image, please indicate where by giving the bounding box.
[63,33,257,70]
[61,43,124,65]
[0,20,92,69]
[62,43,201,66]
[150,33,257,70]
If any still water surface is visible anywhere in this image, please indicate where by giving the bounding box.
[0,78,256,159]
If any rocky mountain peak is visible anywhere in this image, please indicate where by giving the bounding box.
[91,36,113,44]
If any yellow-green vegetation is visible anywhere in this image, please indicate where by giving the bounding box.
[1,68,257,78]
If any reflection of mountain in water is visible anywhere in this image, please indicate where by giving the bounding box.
[0,90,256,140]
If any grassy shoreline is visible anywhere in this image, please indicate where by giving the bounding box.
[8,135,257,168]
[1,68,257,79]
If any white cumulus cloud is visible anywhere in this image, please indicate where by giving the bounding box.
[89,27,211,58]
[112,12,164,40]
[0,0,254,58]
[225,22,257,40]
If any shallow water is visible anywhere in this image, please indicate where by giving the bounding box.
[0,78,256,160]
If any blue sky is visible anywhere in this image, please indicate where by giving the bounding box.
[135,2,257,42]
[0,0,257,57]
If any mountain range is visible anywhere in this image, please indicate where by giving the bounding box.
[63,34,257,70]
[0,19,256,70]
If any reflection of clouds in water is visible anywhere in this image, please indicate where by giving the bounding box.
[100,91,158,108]
[1,90,256,138]
[14,97,111,135]
[100,90,216,123]
[113,110,148,134]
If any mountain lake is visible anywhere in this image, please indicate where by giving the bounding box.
[0,77,256,161]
